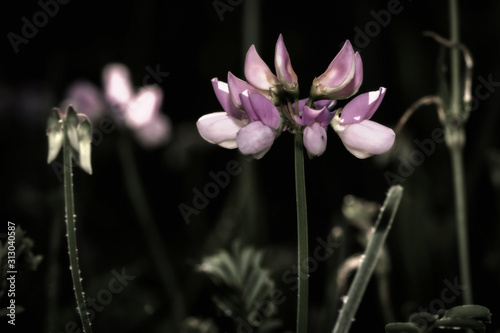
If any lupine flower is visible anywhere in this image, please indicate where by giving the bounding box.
[331,87,395,159]
[102,63,171,147]
[197,34,394,160]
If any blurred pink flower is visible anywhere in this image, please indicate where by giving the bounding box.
[102,63,171,147]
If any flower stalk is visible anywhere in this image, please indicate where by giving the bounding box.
[447,0,473,305]
[62,115,93,333]
[47,106,93,332]
[294,131,309,333]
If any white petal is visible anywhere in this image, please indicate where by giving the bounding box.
[126,86,163,127]
[334,119,395,159]
[102,63,133,106]
[196,112,247,149]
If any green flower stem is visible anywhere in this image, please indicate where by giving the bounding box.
[294,132,309,333]
[450,143,472,304]
[448,0,473,305]
[332,185,403,333]
[63,127,93,333]
[449,0,461,119]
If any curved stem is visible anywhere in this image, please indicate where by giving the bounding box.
[63,130,93,333]
[294,132,309,333]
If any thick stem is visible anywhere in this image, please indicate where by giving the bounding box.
[448,0,473,305]
[63,131,93,333]
[449,0,461,118]
[450,142,473,304]
[294,132,309,333]
[332,185,403,333]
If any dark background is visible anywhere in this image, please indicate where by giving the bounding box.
[1,0,499,332]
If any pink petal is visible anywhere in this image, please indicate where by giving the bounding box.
[227,72,265,109]
[335,119,395,159]
[303,123,327,158]
[197,112,247,149]
[339,87,386,125]
[248,93,281,129]
[126,85,163,128]
[333,52,363,100]
[134,113,172,148]
[211,78,243,120]
[274,34,298,92]
[301,106,325,126]
[65,81,104,121]
[102,63,133,107]
[311,40,356,98]
[236,121,275,158]
[244,45,280,90]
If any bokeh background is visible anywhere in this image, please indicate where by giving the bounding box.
[1,0,499,332]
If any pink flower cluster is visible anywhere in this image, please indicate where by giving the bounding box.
[197,34,395,159]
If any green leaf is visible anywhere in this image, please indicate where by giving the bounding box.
[199,241,276,329]
[385,322,420,333]
[435,317,486,332]
[443,305,492,323]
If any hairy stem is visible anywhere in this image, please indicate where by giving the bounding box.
[63,129,93,333]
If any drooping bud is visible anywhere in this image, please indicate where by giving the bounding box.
[77,114,93,175]
[47,108,64,164]
[65,105,80,153]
